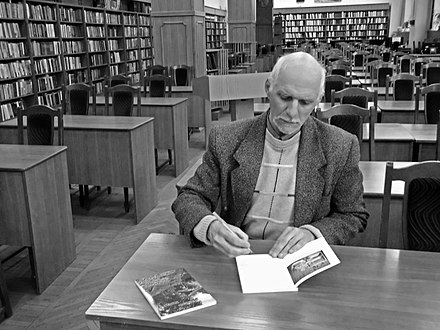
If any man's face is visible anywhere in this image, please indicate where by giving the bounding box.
[267,62,321,137]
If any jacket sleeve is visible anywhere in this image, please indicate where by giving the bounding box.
[171,128,222,247]
[310,135,369,245]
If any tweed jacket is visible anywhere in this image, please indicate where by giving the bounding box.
[172,112,369,248]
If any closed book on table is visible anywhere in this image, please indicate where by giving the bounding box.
[134,267,217,320]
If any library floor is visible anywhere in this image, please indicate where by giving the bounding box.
[0,113,232,329]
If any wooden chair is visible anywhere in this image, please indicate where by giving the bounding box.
[105,84,141,117]
[385,73,421,101]
[143,74,172,97]
[398,54,412,73]
[109,74,131,87]
[331,87,378,112]
[17,104,63,146]
[0,263,12,319]
[104,85,141,212]
[327,63,352,78]
[415,83,440,124]
[316,103,376,160]
[352,51,368,68]
[424,62,440,86]
[145,64,169,77]
[375,62,395,87]
[64,82,95,115]
[170,65,192,86]
[324,75,351,102]
[412,57,430,78]
[379,161,440,250]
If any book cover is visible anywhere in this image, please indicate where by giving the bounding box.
[235,237,340,294]
[134,268,217,320]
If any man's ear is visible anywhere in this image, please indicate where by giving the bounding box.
[265,79,270,96]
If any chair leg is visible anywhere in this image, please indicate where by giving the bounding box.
[107,187,111,194]
[79,185,84,207]
[84,185,90,210]
[28,247,36,282]
[124,187,130,213]
[0,264,12,318]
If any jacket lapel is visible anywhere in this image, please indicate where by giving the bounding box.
[230,113,267,222]
[294,117,327,226]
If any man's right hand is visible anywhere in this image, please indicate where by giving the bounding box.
[207,219,252,258]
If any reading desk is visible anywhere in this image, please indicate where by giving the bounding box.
[94,96,189,176]
[401,124,438,161]
[377,100,424,123]
[85,233,440,330]
[0,145,75,293]
[0,116,157,224]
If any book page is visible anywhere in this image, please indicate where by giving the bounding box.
[235,237,340,294]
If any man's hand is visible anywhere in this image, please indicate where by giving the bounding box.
[269,227,314,258]
[207,219,252,258]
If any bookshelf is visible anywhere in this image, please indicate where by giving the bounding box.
[205,7,227,76]
[0,0,154,122]
[275,4,390,46]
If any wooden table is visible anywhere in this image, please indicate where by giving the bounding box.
[0,144,75,293]
[175,159,412,249]
[0,115,157,224]
[86,233,440,330]
[142,86,211,147]
[377,100,424,123]
[362,123,414,161]
[401,124,437,161]
[95,96,189,176]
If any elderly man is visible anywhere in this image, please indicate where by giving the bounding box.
[172,52,368,258]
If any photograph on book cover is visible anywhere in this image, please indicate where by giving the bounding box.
[287,250,330,284]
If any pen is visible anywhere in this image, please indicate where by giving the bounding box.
[214,214,253,254]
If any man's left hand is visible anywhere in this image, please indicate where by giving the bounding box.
[269,227,314,258]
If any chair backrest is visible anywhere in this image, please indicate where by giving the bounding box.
[63,82,95,115]
[413,58,430,77]
[105,84,141,116]
[386,73,421,101]
[380,161,440,250]
[415,83,440,124]
[376,63,394,87]
[316,103,376,160]
[17,104,63,146]
[143,74,172,97]
[398,55,412,73]
[171,65,191,86]
[425,62,440,85]
[324,74,351,102]
[331,87,378,113]
[353,52,367,67]
[146,65,168,77]
[327,64,351,78]
[109,74,131,87]
[381,49,391,62]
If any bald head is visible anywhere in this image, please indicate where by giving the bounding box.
[266,52,325,102]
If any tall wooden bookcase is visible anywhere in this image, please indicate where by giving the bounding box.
[0,0,153,121]
[275,3,390,46]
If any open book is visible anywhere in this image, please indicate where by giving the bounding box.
[135,268,217,320]
[235,237,340,294]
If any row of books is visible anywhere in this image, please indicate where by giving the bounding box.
[0,41,26,60]
[27,3,56,21]
[109,52,122,64]
[0,101,20,121]
[37,90,62,107]
[84,10,104,24]
[0,22,22,39]
[63,40,84,54]
[32,41,61,57]
[36,75,59,92]
[66,70,87,85]
[0,60,32,80]
[90,54,106,66]
[89,40,107,53]
[34,57,62,75]
[0,2,24,19]
[108,40,123,51]
[86,26,105,38]
[0,79,33,100]
[127,50,138,61]
[106,13,122,25]
[59,7,82,23]
[29,23,56,38]
[108,27,121,38]
[60,24,82,38]
[64,56,83,70]
[109,65,119,75]
[90,67,106,80]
